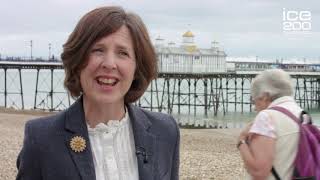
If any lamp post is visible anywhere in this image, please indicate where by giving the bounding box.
[48,43,51,60]
[30,40,33,60]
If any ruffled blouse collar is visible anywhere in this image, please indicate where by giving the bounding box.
[87,108,129,134]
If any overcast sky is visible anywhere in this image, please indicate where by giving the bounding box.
[0,0,319,62]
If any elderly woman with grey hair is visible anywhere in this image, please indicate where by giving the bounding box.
[238,69,301,180]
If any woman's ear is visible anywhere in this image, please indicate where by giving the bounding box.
[263,94,273,106]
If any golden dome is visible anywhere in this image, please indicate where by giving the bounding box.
[183,30,194,37]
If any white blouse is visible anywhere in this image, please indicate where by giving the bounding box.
[249,96,302,138]
[87,110,139,180]
[246,96,300,180]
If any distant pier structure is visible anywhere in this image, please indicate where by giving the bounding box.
[1,30,320,123]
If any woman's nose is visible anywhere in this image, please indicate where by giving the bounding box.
[101,54,117,70]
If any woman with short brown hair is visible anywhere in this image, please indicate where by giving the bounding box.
[62,6,158,103]
[17,6,179,180]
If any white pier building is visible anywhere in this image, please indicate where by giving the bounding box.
[155,30,227,74]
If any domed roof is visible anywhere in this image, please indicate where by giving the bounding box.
[183,30,194,37]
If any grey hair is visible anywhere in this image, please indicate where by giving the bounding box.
[251,69,294,100]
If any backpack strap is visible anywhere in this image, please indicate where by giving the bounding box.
[269,106,301,125]
[270,106,318,180]
[271,166,281,180]
[269,106,299,180]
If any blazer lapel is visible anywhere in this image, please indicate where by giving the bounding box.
[64,97,96,180]
[128,104,157,180]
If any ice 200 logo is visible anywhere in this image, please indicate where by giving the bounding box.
[282,8,312,33]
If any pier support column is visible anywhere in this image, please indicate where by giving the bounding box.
[234,77,237,112]
[167,78,170,114]
[4,68,7,108]
[249,77,253,112]
[188,79,191,115]
[204,79,208,117]
[225,78,229,113]
[155,79,160,112]
[194,79,197,116]
[316,78,320,109]
[34,69,39,109]
[303,78,308,109]
[178,79,181,114]
[295,78,302,107]
[50,69,54,111]
[241,78,244,113]
[220,77,225,115]
[18,68,24,109]
[214,78,218,116]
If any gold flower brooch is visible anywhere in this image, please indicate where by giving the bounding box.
[70,136,86,153]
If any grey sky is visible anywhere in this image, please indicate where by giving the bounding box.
[0,0,319,61]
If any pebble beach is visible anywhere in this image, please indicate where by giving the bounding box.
[0,110,245,180]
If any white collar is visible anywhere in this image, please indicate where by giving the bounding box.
[268,96,295,108]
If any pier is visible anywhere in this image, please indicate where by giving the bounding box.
[1,58,319,121]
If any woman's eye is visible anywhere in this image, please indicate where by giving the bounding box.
[119,50,129,57]
[91,48,103,53]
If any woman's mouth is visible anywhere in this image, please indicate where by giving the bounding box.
[96,77,118,86]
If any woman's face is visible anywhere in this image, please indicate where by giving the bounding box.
[252,94,272,112]
[80,25,136,106]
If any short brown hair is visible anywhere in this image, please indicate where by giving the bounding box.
[61,6,157,103]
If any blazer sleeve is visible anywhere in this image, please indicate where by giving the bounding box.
[16,121,42,180]
[170,116,180,180]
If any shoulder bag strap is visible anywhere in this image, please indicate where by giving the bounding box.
[272,166,281,180]
[269,106,301,125]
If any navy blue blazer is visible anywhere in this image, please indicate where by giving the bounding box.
[16,98,180,180]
